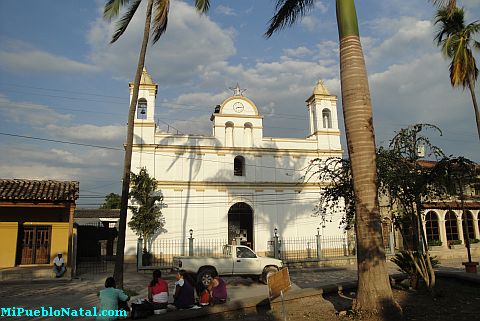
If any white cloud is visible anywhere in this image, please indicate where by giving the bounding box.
[301,16,319,32]
[283,46,314,58]
[0,94,72,126]
[46,124,125,143]
[0,40,99,74]
[215,5,236,16]
[87,1,236,85]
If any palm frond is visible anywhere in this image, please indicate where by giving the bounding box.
[431,0,456,16]
[110,0,142,43]
[194,0,210,13]
[152,0,170,43]
[104,0,133,21]
[265,0,315,38]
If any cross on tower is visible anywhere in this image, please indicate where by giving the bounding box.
[229,83,246,96]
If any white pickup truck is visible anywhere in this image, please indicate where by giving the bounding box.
[172,245,283,286]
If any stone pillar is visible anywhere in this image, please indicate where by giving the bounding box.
[457,211,465,244]
[473,211,480,240]
[438,218,448,249]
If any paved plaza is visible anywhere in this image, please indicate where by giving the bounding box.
[0,259,475,320]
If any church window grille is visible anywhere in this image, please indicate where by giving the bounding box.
[445,211,459,241]
[234,156,245,176]
[137,98,147,119]
[425,211,440,241]
[462,211,475,240]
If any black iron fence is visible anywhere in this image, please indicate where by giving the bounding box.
[74,222,117,276]
[140,238,228,269]
[267,235,357,262]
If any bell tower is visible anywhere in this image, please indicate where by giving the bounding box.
[131,68,157,144]
[306,81,341,149]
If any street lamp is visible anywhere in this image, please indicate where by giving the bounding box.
[317,227,320,236]
[189,229,193,238]
[274,227,278,237]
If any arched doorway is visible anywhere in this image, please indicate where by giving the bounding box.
[228,202,253,248]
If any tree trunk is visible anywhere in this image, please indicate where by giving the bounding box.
[336,0,400,316]
[467,77,480,141]
[114,0,154,288]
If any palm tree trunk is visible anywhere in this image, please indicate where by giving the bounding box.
[467,77,480,140]
[114,0,154,288]
[336,0,400,316]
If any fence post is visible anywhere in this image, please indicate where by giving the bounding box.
[316,228,322,259]
[273,228,280,259]
[343,236,348,256]
[188,229,194,256]
[137,237,143,271]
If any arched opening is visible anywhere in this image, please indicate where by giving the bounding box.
[225,122,234,147]
[244,122,253,147]
[445,211,459,241]
[228,202,253,249]
[137,98,147,119]
[425,211,440,242]
[462,211,475,241]
[234,156,245,176]
[322,108,332,128]
[382,218,393,252]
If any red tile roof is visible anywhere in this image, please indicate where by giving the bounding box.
[0,179,79,201]
[75,208,119,218]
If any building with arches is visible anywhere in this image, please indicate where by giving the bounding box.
[125,69,344,256]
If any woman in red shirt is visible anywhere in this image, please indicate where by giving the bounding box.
[148,269,169,309]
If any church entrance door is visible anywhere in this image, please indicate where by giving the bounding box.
[228,202,253,249]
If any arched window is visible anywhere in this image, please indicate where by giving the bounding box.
[225,122,234,147]
[382,218,393,251]
[244,122,253,146]
[234,156,245,176]
[137,98,147,119]
[462,211,475,241]
[322,108,332,128]
[445,211,459,241]
[425,211,440,241]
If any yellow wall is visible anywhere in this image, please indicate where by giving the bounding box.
[0,222,18,268]
[24,222,70,265]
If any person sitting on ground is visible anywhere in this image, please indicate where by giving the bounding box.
[96,277,130,321]
[172,270,195,309]
[207,270,227,305]
[52,253,66,278]
[148,269,169,309]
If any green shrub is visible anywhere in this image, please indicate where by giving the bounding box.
[469,238,480,244]
[428,239,442,247]
[448,239,462,246]
[390,250,439,289]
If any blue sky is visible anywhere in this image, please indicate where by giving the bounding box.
[0,0,479,207]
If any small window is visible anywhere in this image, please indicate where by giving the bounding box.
[234,156,245,176]
[137,98,147,119]
[322,108,332,128]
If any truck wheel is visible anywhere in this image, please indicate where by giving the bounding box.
[262,266,278,284]
[197,267,216,288]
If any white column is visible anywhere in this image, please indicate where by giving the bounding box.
[473,210,480,240]
[438,219,448,248]
[456,211,465,244]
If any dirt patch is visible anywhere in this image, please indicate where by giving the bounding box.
[191,278,480,320]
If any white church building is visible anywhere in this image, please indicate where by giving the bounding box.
[125,69,345,256]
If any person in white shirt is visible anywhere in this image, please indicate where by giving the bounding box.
[53,253,66,277]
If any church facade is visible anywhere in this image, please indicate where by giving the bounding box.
[125,69,345,255]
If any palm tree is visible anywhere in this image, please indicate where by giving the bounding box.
[434,6,480,140]
[103,0,210,288]
[266,0,400,316]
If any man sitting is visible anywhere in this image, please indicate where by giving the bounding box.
[53,253,66,278]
